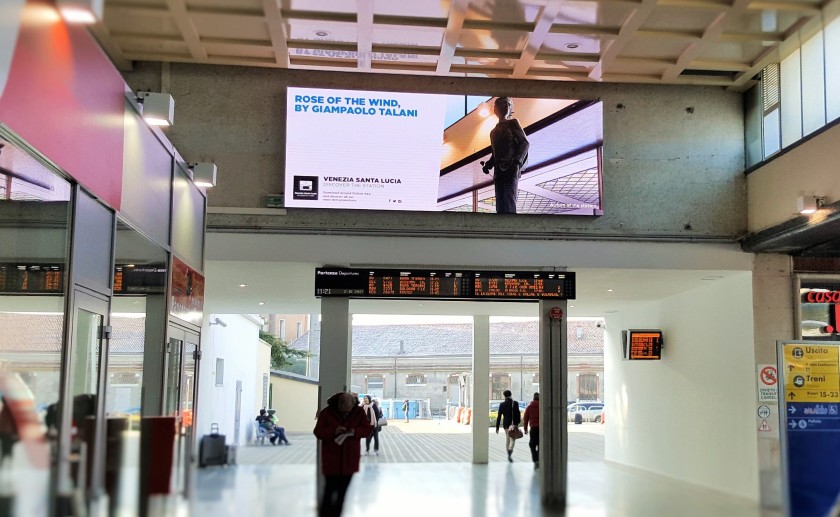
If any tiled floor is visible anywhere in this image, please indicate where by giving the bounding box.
[239,421,604,464]
[189,421,777,517]
[189,461,778,517]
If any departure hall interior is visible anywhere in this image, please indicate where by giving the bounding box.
[2,0,840,516]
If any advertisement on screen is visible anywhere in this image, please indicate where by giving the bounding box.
[285,87,603,215]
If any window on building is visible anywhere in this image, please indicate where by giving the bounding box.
[215,358,224,386]
[490,373,512,400]
[762,62,781,157]
[366,375,385,392]
[575,327,584,339]
[279,319,286,340]
[297,321,303,338]
[406,374,426,386]
[532,373,540,385]
[578,373,599,400]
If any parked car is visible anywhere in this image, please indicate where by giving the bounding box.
[488,400,503,426]
[567,402,604,423]
[489,399,526,427]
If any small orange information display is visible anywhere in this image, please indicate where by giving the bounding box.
[623,330,664,360]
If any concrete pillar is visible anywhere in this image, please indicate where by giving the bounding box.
[752,254,793,509]
[472,315,490,464]
[539,299,568,508]
[317,297,351,407]
[316,297,351,512]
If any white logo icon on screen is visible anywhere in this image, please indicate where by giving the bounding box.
[299,180,313,191]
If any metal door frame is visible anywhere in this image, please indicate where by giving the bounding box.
[56,288,111,509]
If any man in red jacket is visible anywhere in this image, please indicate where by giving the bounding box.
[523,392,540,469]
[314,392,372,517]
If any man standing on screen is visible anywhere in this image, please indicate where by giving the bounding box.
[482,97,529,214]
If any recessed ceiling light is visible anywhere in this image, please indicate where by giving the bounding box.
[565,43,580,49]
[570,305,575,308]
[258,301,265,306]
[607,289,614,292]
[239,283,248,288]
[315,30,330,37]
[126,264,135,268]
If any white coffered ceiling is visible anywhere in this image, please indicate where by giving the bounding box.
[92,0,837,90]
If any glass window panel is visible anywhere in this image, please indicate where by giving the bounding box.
[763,107,781,157]
[745,85,763,167]
[0,136,70,512]
[825,17,840,122]
[781,49,802,148]
[801,31,826,135]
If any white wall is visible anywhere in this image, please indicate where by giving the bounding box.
[605,273,759,501]
[747,121,840,233]
[196,313,267,446]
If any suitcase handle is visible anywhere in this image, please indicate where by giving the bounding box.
[211,423,220,435]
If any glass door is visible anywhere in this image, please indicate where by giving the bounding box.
[57,290,109,515]
[165,326,200,496]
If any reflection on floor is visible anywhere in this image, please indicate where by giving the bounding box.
[189,461,777,517]
[239,421,604,464]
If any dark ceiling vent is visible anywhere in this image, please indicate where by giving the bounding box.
[679,69,737,78]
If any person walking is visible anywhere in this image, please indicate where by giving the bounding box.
[402,398,409,423]
[361,395,380,456]
[523,392,540,469]
[313,392,372,517]
[495,389,521,462]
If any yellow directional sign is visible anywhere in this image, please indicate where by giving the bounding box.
[783,344,840,403]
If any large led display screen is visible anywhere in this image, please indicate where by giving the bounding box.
[285,87,603,215]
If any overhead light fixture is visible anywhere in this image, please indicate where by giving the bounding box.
[238,283,248,288]
[191,163,217,188]
[56,0,103,24]
[565,43,580,49]
[258,301,266,306]
[190,162,217,188]
[797,195,826,215]
[136,92,174,126]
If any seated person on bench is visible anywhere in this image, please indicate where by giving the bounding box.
[256,409,290,445]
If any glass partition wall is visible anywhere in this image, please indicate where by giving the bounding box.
[0,136,72,515]
[106,220,168,515]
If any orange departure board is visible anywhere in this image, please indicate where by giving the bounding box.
[0,264,65,294]
[624,330,664,360]
[316,268,575,300]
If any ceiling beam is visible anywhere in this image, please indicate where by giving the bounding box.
[728,11,812,89]
[88,22,134,71]
[513,0,566,77]
[660,0,754,82]
[588,0,659,80]
[747,1,821,13]
[436,0,471,75]
[357,0,375,70]
[260,0,290,67]
[164,0,208,61]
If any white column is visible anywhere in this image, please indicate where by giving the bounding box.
[316,297,351,512]
[539,299,568,508]
[317,297,351,407]
[472,315,490,464]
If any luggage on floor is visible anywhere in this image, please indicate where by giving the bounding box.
[199,423,227,467]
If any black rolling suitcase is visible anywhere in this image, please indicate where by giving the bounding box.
[199,423,227,467]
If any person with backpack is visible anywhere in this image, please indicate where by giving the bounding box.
[495,389,521,462]
[361,395,381,456]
